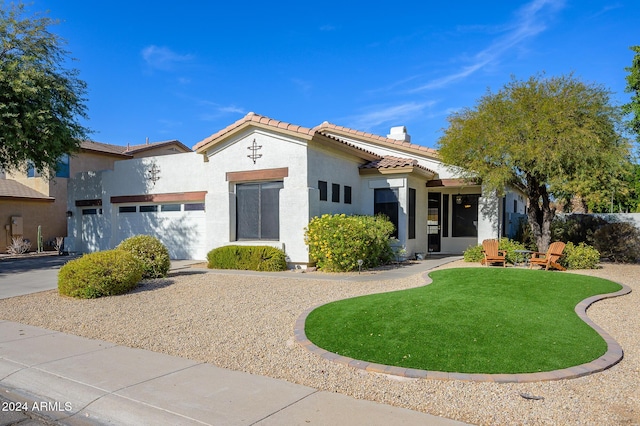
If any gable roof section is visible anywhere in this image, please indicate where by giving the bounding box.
[194,112,382,162]
[360,156,436,178]
[124,140,192,155]
[315,122,440,160]
[194,112,316,152]
[80,140,191,158]
[0,179,54,201]
[80,140,132,158]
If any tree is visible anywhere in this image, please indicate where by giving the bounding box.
[438,73,631,252]
[0,2,90,175]
[622,45,640,142]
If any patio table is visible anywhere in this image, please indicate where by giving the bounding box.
[513,249,533,267]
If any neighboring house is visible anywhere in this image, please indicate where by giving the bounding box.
[66,112,526,264]
[1,140,191,253]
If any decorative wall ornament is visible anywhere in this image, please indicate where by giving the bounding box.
[147,162,161,186]
[247,139,263,164]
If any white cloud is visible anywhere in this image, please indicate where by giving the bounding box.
[346,102,435,130]
[292,78,312,95]
[412,0,565,92]
[218,105,246,114]
[141,45,194,71]
[198,104,246,121]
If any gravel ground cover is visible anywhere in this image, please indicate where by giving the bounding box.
[0,261,638,425]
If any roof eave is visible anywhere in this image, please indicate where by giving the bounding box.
[312,133,382,162]
[318,125,441,160]
[195,121,315,154]
[359,166,436,179]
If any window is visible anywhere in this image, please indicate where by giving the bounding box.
[26,162,40,178]
[140,205,158,212]
[55,154,70,178]
[513,199,518,213]
[119,206,136,213]
[318,181,328,201]
[452,194,480,237]
[161,204,181,212]
[408,188,416,239]
[442,194,449,237]
[236,181,283,240]
[184,203,205,211]
[344,186,352,204]
[374,188,399,239]
[332,183,340,203]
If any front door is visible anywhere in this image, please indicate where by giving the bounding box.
[427,192,441,252]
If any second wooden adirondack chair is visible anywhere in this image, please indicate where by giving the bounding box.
[529,242,566,271]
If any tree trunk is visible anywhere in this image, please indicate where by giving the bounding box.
[526,174,555,253]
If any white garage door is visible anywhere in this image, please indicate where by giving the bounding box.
[115,203,207,260]
[81,208,106,253]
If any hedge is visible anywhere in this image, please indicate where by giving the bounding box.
[58,250,143,299]
[116,235,171,278]
[207,245,288,271]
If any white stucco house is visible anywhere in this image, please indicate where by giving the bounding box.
[66,112,526,265]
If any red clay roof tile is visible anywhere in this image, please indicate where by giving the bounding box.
[194,113,440,165]
[360,156,436,175]
[315,122,439,158]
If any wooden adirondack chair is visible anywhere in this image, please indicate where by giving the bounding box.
[529,242,566,271]
[481,239,506,267]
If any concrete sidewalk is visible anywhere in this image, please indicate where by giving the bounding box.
[0,321,468,425]
[179,255,462,283]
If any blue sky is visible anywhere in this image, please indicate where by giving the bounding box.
[27,0,640,149]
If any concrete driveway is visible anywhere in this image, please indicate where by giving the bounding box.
[0,254,79,299]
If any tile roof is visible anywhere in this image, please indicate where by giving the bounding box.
[194,112,316,151]
[124,140,192,154]
[315,132,382,160]
[193,112,439,167]
[314,122,440,158]
[0,179,54,201]
[80,140,131,157]
[360,156,437,175]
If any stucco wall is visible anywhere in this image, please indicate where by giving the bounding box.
[406,175,428,256]
[66,171,105,254]
[307,143,364,218]
[69,152,121,177]
[204,128,310,264]
[67,153,209,258]
[0,199,58,252]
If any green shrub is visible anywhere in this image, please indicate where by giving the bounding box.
[559,242,600,269]
[592,222,640,263]
[463,244,484,262]
[58,250,143,299]
[463,239,527,264]
[513,217,537,250]
[207,245,288,271]
[498,239,528,264]
[305,214,394,272]
[552,214,608,245]
[116,235,170,278]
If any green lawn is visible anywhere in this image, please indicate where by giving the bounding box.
[304,268,622,374]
